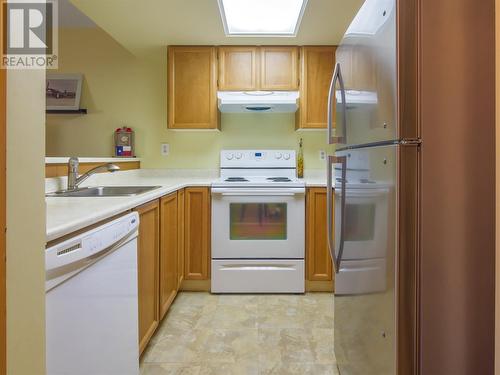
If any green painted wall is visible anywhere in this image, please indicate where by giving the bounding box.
[46,28,329,169]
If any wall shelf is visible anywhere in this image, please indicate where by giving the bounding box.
[46,109,87,114]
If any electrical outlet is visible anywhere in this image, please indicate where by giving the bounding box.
[161,143,169,156]
[319,150,326,161]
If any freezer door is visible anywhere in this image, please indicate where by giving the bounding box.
[332,145,397,375]
[334,0,397,148]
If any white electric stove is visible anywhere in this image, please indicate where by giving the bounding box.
[211,150,305,293]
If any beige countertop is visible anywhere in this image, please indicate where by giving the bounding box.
[45,157,140,164]
[46,169,327,243]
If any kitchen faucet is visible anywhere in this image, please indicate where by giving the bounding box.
[67,157,120,191]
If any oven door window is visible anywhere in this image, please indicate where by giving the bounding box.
[345,203,376,241]
[230,203,287,240]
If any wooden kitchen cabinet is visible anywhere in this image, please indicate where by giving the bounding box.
[167,46,219,129]
[135,200,160,355]
[260,47,299,90]
[177,189,185,286]
[184,187,211,280]
[159,192,178,320]
[306,188,334,289]
[336,44,376,91]
[218,46,299,91]
[218,46,259,91]
[296,46,337,129]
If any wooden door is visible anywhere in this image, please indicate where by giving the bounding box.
[306,188,334,282]
[260,47,299,90]
[177,189,185,286]
[167,46,219,129]
[159,193,178,319]
[296,46,336,129]
[184,187,210,280]
[218,46,259,91]
[0,2,6,371]
[135,200,160,355]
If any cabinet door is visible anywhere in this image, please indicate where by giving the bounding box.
[337,45,376,91]
[177,189,185,286]
[184,187,210,280]
[260,47,299,90]
[135,200,160,355]
[159,193,178,320]
[296,46,336,129]
[306,188,334,281]
[167,46,219,129]
[218,46,259,91]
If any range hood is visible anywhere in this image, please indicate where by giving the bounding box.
[218,91,299,113]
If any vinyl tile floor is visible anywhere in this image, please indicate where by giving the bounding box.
[140,292,338,375]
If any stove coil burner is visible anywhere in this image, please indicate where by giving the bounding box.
[225,177,249,182]
[267,177,292,182]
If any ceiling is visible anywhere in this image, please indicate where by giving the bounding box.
[69,0,365,55]
[58,0,96,28]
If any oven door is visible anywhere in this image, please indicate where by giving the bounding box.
[211,188,305,259]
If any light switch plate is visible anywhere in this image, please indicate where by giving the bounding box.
[161,143,169,156]
[319,150,326,161]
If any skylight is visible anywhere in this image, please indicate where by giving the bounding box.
[218,0,308,36]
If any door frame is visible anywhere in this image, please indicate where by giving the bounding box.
[397,0,420,373]
[0,0,6,372]
[496,0,500,373]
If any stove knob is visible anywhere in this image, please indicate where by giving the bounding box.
[283,153,291,160]
[275,152,282,159]
[235,152,242,159]
[225,153,234,160]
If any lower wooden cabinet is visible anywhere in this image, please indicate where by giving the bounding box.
[306,188,334,288]
[184,187,211,280]
[135,200,160,355]
[159,192,178,320]
[177,189,185,286]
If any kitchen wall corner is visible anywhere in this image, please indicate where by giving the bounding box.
[7,70,46,373]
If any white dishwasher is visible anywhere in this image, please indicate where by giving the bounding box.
[45,212,140,375]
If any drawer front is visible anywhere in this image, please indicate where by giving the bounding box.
[211,259,305,293]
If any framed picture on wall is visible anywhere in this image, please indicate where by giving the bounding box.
[46,74,83,111]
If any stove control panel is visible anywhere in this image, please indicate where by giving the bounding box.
[220,150,296,168]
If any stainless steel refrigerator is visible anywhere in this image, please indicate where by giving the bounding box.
[326,0,420,373]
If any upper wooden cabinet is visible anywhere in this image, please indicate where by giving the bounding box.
[218,46,299,91]
[167,45,336,130]
[296,46,337,129]
[167,46,219,130]
[135,200,160,355]
[260,47,299,90]
[336,45,376,91]
[218,46,259,91]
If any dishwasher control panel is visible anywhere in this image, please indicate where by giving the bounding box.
[46,212,140,273]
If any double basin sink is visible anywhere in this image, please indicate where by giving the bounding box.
[46,186,161,197]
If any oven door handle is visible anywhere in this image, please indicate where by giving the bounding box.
[327,155,347,274]
[211,188,305,196]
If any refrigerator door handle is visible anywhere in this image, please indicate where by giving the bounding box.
[327,62,347,145]
[327,155,347,274]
